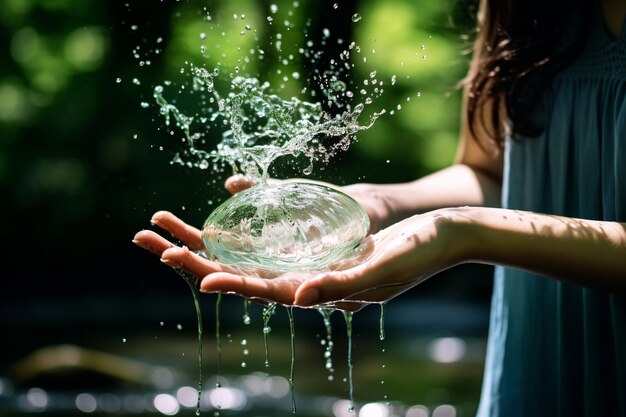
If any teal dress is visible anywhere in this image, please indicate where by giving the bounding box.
[475,6,626,417]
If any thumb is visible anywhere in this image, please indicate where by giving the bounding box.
[225,175,256,194]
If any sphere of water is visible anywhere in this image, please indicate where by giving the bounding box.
[202,182,369,272]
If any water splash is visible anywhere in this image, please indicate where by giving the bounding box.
[153,66,384,184]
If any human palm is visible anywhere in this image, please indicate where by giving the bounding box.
[133,207,456,310]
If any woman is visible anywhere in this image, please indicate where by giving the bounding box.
[134,0,626,414]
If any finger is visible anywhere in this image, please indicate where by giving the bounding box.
[133,230,175,256]
[161,246,223,277]
[151,211,204,250]
[200,273,298,306]
[225,175,256,194]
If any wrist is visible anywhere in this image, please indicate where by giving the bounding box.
[435,206,484,267]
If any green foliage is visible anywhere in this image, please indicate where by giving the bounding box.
[1,0,473,279]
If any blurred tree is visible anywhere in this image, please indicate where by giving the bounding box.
[0,0,485,321]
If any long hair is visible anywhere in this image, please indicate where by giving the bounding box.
[462,0,591,150]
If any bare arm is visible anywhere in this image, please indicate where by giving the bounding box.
[451,207,626,291]
[345,88,503,231]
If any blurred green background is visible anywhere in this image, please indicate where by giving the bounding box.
[1,0,493,416]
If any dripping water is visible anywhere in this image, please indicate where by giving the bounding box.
[262,303,276,367]
[243,299,251,325]
[318,308,335,380]
[215,293,222,388]
[174,269,203,416]
[342,310,355,413]
[379,302,386,341]
[287,306,297,413]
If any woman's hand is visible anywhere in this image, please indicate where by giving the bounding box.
[133,210,322,305]
[133,205,462,310]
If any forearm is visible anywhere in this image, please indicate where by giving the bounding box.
[447,207,626,292]
[346,164,501,229]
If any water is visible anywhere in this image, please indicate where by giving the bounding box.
[174,269,203,416]
[201,182,369,273]
[153,68,384,184]
[287,306,297,413]
[379,303,386,341]
[262,303,276,367]
[319,308,335,381]
[343,311,355,413]
[215,293,222,389]
[242,299,251,325]
[141,2,417,413]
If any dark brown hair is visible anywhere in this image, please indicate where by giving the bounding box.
[462,0,591,150]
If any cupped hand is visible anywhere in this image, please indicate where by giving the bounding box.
[201,210,461,309]
[134,174,461,310]
[291,210,461,307]
[132,210,308,305]
[141,210,459,310]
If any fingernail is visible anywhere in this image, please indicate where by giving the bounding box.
[160,258,179,267]
[132,239,152,252]
[297,288,320,306]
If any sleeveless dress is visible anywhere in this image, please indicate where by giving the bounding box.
[475,5,626,417]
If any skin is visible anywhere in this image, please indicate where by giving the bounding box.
[133,0,626,310]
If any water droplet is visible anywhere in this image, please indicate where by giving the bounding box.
[122,338,127,343]
[245,25,251,31]
[323,28,330,38]
[241,362,247,368]
[177,324,183,330]
[160,321,164,326]
[200,32,206,40]
[263,326,271,334]
[391,75,397,85]
[369,70,377,78]
[156,37,163,43]
[351,13,362,22]
[131,24,138,30]
[115,77,122,83]
[267,16,273,22]
[140,102,149,108]
[132,78,141,85]
[270,4,278,13]
[333,3,339,9]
